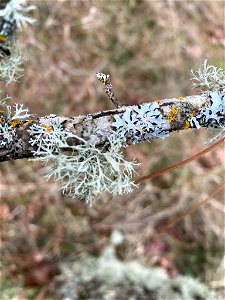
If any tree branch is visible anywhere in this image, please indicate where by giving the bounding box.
[0,92,224,162]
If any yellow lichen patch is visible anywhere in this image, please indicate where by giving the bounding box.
[46,126,53,132]
[156,99,162,103]
[189,113,194,118]
[25,120,34,124]
[176,97,184,101]
[184,120,190,129]
[0,118,2,122]
[8,120,23,127]
[165,106,179,122]
[0,35,6,42]
[41,124,53,132]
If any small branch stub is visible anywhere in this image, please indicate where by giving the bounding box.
[96,72,121,108]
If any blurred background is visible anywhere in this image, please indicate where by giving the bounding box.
[0,0,224,299]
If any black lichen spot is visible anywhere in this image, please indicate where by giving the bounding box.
[171,284,182,294]
[193,294,204,300]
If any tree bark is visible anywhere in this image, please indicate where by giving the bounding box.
[0,92,224,162]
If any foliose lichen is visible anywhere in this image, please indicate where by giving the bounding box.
[0,122,15,148]
[0,0,36,29]
[0,98,31,148]
[112,102,170,144]
[190,60,225,143]
[188,92,225,130]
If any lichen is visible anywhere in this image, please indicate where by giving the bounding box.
[184,120,190,129]
[0,0,36,29]
[8,119,23,126]
[29,123,139,204]
[112,102,169,144]
[191,60,225,94]
[0,0,36,83]
[0,122,15,148]
[0,98,32,148]
[0,44,25,83]
[96,72,110,85]
[58,232,220,300]
[165,106,178,122]
[188,92,225,129]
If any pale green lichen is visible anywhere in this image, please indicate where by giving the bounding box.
[29,123,138,204]
[0,44,25,83]
[191,59,225,93]
[0,92,11,107]
[58,231,220,300]
[0,96,31,120]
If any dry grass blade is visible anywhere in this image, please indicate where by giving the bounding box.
[135,137,224,183]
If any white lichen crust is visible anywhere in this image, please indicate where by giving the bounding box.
[112,102,170,144]
[188,92,225,129]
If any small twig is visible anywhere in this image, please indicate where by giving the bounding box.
[96,72,121,107]
[134,137,225,183]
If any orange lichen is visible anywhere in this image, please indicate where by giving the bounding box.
[0,118,2,122]
[0,35,6,42]
[46,126,53,132]
[184,120,190,129]
[8,120,23,127]
[165,106,178,122]
[41,124,53,132]
[25,120,34,124]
